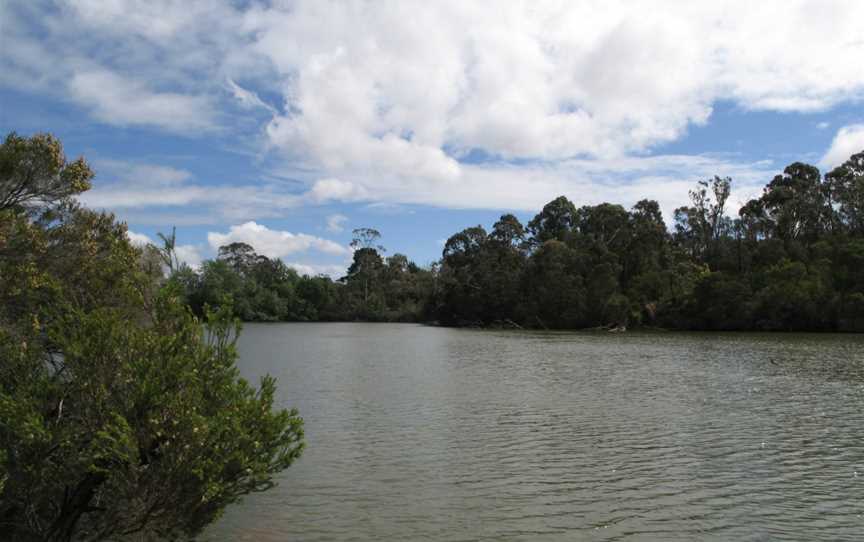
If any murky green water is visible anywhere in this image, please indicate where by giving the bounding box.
[205,324,864,541]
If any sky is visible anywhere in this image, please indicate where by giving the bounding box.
[2,0,863,276]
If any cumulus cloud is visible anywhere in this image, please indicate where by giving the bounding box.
[173,244,204,269]
[254,1,864,169]
[7,1,864,216]
[307,178,368,203]
[821,125,864,170]
[325,214,348,233]
[207,222,349,258]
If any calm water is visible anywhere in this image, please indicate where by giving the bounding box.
[205,324,864,541]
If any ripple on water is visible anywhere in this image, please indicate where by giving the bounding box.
[204,325,864,541]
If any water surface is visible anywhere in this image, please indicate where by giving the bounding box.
[206,324,864,541]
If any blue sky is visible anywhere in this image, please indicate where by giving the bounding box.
[2,1,863,275]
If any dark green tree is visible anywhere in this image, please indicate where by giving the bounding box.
[526,195,578,246]
[0,134,304,540]
[825,151,864,235]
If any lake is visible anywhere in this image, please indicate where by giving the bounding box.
[205,323,864,541]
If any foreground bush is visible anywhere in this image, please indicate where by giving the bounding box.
[0,132,304,540]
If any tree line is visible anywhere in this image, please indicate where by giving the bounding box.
[433,155,863,331]
[167,151,863,332]
[162,227,435,323]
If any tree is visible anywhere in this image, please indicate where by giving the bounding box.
[157,226,181,274]
[673,176,732,263]
[825,151,864,235]
[750,163,828,242]
[437,226,489,324]
[575,203,631,253]
[217,242,260,275]
[521,240,586,328]
[489,214,527,249]
[1,298,304,540]
[344,247,385,310]
[627,199,668,275]
[526,196,578,246]
[0,133,93,212]
[349,228,385,252]
[0,135,304,540]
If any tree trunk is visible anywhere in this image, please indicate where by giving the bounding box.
[47,473,106,541]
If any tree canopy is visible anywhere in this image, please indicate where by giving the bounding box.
[429,151,863,332]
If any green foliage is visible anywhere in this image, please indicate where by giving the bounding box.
[0,133,93,212]
[170,230,434,324]
[0,133,303,540]
[825,151,864,235]
[1,298,304,540]
[431,149,864,331]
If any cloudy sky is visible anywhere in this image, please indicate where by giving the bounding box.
[2,1,863,275]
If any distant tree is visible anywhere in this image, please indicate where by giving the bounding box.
[217,242,260,274]
[526,196,578,245]
[157,226,181,274]
[521,240,586,328]
[752,163,828,241]
[825,151,864,235]
[345,248,385,310]
[442,226,487,267]
[489,214,527,249]
[437,226,489,324]
[350,228,385,252]
[627,199,668,275]
[575,203,631,253]
[674,176,732,263]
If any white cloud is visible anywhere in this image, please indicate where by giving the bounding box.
[85,152,776,226]
[174,244,204,269]
[7,1,864,217]
[820,124,864,170]
[325,214,348,233]
[126,230,153,246]
[253,1,864,168]
[247,1,864,215]
[307,178,368,203]
[94,160,193,186]
[817,122,831,130]
[81,159,302,222]
[207,221,350,259]
[226,78,276,114]
[295,153,777,224]
[68,69,217,133]
[285,262,348,279]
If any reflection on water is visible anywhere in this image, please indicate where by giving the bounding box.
[205,324,864,541]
